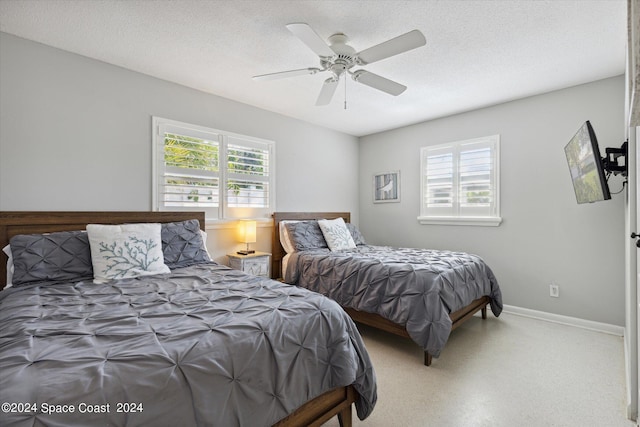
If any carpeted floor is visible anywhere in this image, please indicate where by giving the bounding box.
[326,312,635,427]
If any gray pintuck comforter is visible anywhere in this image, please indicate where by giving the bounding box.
[0,263,376,427]
[285,245,503,358]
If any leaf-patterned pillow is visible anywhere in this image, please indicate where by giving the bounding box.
[86,223,170,284]
[318,218,356,251]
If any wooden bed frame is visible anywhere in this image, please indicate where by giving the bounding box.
[272,211,490,366]
[0,211,357,427]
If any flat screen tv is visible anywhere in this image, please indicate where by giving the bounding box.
[564,120,611,204]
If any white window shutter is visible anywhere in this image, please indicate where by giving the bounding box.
[153,117,275,220]
[422,145,455,217]
[224,136,273,219]
[458,137,499,217]
[420,135,501,226]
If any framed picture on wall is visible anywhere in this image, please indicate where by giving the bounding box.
[373,171,400,203]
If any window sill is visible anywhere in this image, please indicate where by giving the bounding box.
[417,216,502,227]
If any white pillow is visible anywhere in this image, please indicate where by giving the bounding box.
[2,244,13,289]
[200,230,213,261]
[318,217,356,251]
[87,223,170,284]
[279,220,299,254]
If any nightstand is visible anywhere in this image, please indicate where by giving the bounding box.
[227,251,271,278]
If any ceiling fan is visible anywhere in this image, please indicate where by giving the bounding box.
[253,23,426,106]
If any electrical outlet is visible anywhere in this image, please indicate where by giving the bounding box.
[549,283,560,298]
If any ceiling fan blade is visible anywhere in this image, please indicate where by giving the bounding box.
[316,78,339,106]
[286,23,335,58]
[357,30,426,65]
[352,70,406,96]
[253,68,321,81]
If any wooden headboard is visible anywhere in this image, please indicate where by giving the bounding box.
[0,211,206,288]
[271,212,350,279]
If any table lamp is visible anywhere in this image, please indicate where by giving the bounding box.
[237,220,256,255]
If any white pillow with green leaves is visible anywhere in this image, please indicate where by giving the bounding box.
[318,217,356,251]
[87,223,170,284]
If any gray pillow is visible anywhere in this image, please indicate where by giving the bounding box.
[10,230,93,286]
[284,221,328,251]
[161,219,210,269]
[346,223,367,246]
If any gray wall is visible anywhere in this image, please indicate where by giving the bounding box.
[0,33,359,260]
[0,33,627,326]
[359,76,626,326]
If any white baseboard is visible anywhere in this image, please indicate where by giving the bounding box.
[503,304,625,337]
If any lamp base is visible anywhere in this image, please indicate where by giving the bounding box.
[237,250,256,255]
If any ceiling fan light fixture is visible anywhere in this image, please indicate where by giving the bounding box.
[254,23,425,105]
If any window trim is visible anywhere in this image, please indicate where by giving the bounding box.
[417,215,502,226]
[152,117,276,221]
[418,135,502,227]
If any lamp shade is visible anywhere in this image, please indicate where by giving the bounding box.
[238,220,257,244]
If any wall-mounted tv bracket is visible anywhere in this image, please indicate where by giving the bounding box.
[602,140,628,177]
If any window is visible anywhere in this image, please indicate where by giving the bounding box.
[152,117,275,220]
[419,135,501,226]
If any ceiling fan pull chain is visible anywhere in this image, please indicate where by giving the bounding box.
[344,74,348,110]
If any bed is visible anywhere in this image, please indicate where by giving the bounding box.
[272,212,503,366]
[0,211,376,427]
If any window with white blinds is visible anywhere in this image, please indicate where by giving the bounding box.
[152,117,275,220]
[419,135,501,226]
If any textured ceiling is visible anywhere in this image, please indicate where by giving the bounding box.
[0,0,628,136]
